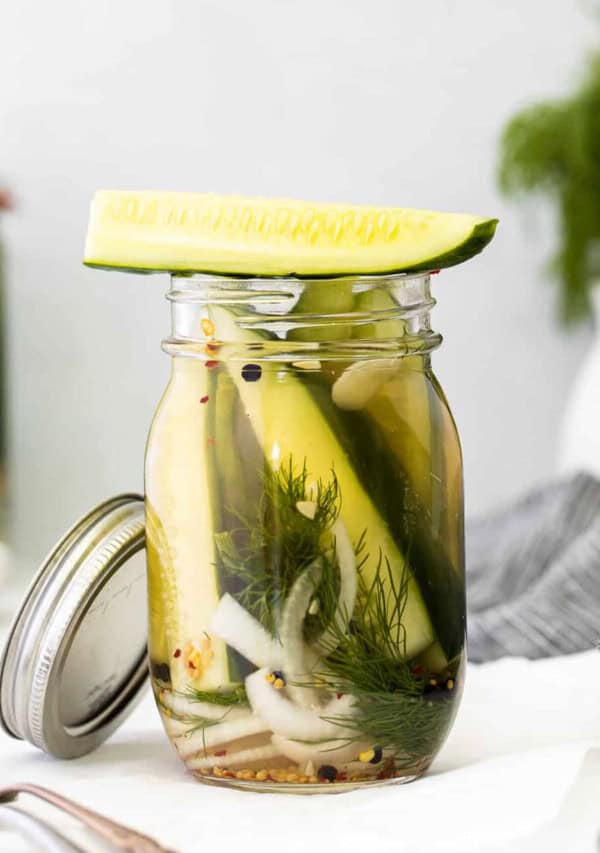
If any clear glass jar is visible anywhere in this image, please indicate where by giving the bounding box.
[145,271,465,792]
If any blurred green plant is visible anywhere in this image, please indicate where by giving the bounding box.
[498,53,600,326]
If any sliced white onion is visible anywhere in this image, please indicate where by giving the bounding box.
[271,734,367,767]
[187,743,282,771]
[245,668,355,741]
[311,519,357,657]
[158,690,249,722]
[161,715,195,739]
[279,562,322,709]
[175,713,269,760]
[210,593,281,668]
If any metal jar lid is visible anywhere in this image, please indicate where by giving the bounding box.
[0,494,148,758]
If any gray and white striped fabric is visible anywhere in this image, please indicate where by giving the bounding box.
[467,472,600,662]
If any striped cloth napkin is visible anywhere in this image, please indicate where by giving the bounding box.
[467,472,600,662]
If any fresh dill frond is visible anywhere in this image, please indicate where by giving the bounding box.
[323,690,455,770]
[215,459,342,638]
[171,714,225,733]
[176,684,248,706]
[318,549,420,694]
[157,702,235,733]
[156,685,249,739]
[315,547,458,763]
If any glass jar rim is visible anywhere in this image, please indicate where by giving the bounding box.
[169,269,435,287]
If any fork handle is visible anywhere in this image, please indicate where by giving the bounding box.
[0,802,85,853]
[0,783,176,853]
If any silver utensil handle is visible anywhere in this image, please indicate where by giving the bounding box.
[0,802,86,853]
[0,783,176,852]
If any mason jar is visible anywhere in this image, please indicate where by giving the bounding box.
[145,271,465,792]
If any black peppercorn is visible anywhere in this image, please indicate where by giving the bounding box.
[317,765,338,782]
[150,661,171,684]
[241,363,262,382]
[369,746,383,764]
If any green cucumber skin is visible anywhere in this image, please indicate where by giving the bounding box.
[304,376,465,661]
[404,220,498,272]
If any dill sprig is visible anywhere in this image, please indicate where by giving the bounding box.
[158,686,248,743]
[323,690,455,770]
[319,549,420,694]
[316,547,457,765]
[215,459,341,638]
[176,684,248,706]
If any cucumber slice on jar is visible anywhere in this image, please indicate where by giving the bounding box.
[84,191,497,276]
[145,359,240,690]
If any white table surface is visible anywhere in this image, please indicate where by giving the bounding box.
[1,585,599,853]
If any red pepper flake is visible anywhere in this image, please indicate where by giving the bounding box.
[336,693,344,700]
[199,395,209,404]
[411,665,423,676]
[207,438,216,444]
[337,773,347,782]
[205,341,221,354]
[214,749,227,757]
[377,759,395,780]
[188,660,196,669]
[205,360,219,369]
[430,269,441,275]
[173,648,182,659]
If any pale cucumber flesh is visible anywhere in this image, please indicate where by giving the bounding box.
[84,191,497,276]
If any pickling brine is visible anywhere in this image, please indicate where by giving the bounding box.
[144,272,466,791]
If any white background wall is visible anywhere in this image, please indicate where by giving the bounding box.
[0,0,594,574]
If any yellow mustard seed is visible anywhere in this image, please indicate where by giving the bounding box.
[273,678,285,690]
[447,678,454,690]
[256,770,268,782]
[358,748,375,763]
[201,318,215,336]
